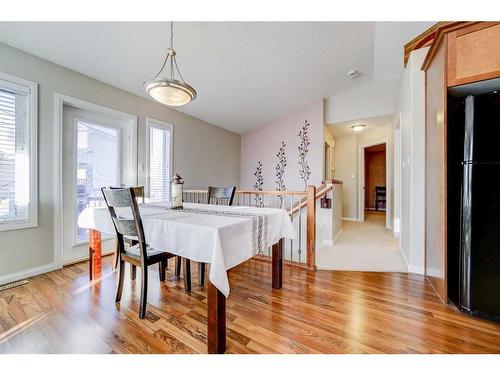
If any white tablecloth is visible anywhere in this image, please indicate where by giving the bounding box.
[77,202,296,296]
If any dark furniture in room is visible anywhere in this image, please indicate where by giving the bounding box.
[207,186,236,206]
[101,187,191,318]
[447,90,500,322]
[374,186,386,211]
[112,186,144,270]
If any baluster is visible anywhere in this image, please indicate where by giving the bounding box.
[290,194,293,263]
[298,194,302,264]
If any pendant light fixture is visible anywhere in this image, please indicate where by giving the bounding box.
[144,21,197,107]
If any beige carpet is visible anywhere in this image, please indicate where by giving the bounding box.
[317,212,407,272]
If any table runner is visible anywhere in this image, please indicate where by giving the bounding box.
[144,204,269,255]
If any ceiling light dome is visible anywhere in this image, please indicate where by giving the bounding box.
[144,22,197,107]
[351,124,366,132]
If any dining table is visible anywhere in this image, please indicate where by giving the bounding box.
[77,201,296,353]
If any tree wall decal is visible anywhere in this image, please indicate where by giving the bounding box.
[253,161,264,207]
[298,120,311,190]
[275,141,287,208]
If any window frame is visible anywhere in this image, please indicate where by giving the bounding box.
[146,117,173,201]
[72,116,122,246]
[0,72,38,232]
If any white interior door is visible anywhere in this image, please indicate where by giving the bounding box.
[62,105,136,264]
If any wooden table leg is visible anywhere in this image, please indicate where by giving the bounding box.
[89,228,102,281]
[207,280,226,354]
[272,238,284,289]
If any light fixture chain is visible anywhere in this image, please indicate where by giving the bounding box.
[170,21,174,50]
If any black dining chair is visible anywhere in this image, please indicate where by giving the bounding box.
[112,186,145,271]
[196,185,237,286]
[207,186,236,206]
[101,187,191,319]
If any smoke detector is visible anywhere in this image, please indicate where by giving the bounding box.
[347,70,361,79]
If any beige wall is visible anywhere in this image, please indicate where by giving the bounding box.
[332,134,357,219]
[0,42,241,282]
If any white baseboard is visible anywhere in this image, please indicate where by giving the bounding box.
[0,262,61,285]
[342,217,358,222]
[408,265,425,275]
[0,249,116,285]
[399,247,410,270]
[332,227,344,244]
[426,267,444,278]
[320,228,346,247]
[398,248,425,275]
[63,249,115,266]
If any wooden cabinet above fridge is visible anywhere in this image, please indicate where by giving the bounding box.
[447,23,500,87]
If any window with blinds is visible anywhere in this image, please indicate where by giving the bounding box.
[148,119,173,202]
[0,73,37,231]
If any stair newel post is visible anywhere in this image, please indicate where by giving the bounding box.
[306,185,316,270]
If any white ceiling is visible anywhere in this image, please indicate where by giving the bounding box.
[327,114,394,138]
[0,22,434,134]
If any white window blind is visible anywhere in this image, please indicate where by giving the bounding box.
[0,74,37,230]
[75,119,120,243]
[148,120,172,202]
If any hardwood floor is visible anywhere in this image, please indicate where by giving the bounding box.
[1,256,499,354]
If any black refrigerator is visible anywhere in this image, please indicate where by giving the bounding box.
[448,90,500,322]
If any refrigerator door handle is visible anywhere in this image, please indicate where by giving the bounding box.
[464,96,474,162]
[460,163,473,312]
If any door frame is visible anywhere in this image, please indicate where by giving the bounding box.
[324,141,332,180]
[358,138,391,228]
[53,93,138,268]
[71,115,123,247]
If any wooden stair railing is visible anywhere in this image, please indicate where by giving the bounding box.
[183,184,335,271]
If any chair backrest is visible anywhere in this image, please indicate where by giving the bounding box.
[207,186,236,206]
[132,186,145,203]
[101,187,148,260]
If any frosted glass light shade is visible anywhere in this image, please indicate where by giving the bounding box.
[144,78,197,107]
[351,124,366,132]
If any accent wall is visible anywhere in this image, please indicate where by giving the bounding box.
[240,100,324,191]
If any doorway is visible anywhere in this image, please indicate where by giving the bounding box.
[359,141,388,227]
[60,100,137,264]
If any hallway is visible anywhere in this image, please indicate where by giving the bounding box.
[316,212,407,272]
